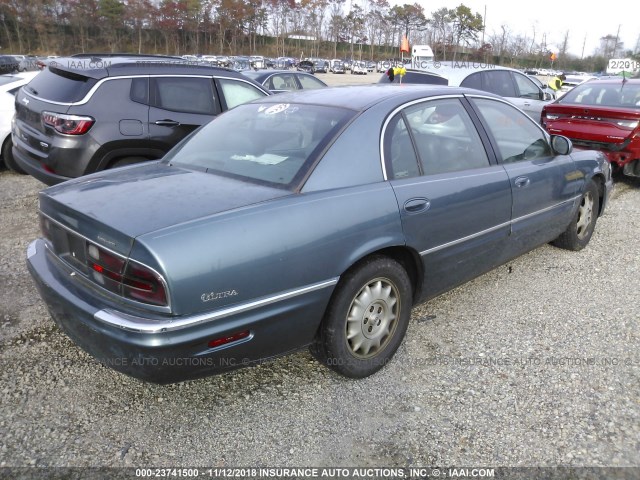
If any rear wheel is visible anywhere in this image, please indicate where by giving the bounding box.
[311,256,412,378]
[2,138,27,174]
[552,180,599,251]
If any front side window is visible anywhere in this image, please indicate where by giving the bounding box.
[269,74,297,90]
[513,72,541,99]
[298,74,326,89]
[217,78,266,109]
[151,77,216,115]
[164,102,354,189]
[471,98,551,163]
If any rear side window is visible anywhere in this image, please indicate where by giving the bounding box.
[151,77,217,115]
[130,77,149,105]
[461,72,482,90]
[22,68,97,103]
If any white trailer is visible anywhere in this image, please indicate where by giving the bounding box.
[411,45,434,70]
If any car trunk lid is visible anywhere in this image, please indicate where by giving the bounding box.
[39,162,293,254]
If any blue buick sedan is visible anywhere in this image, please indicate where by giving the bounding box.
[27,85,613,383]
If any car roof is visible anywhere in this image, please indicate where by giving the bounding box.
[47,55,247,80]
[249,84,500,111]
[242,70,309,81]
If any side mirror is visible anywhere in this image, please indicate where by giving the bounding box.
[551,135,572,156]
[543,91,555,101]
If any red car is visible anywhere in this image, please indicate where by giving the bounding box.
[541,78,640,177]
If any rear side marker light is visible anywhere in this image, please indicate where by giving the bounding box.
[208,330,251,349]
[42,111,95,135]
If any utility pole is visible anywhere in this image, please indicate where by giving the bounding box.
[481,5,486,46]
[613,24,621,57]
[581,33,586,59]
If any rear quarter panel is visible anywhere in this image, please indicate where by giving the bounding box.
[134,182,404,317]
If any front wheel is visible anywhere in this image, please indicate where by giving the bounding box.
[311,256,412,378]
[552,180,599,251]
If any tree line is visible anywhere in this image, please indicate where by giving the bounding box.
[0,0,637,72]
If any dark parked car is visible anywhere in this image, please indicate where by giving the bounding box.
[542,78,640,177]
[12,56,270,185]
[297,60,314,73]
[26,85,612,384]
[242,70,327,93]
[313,59,329,73]
[0,55,19,74]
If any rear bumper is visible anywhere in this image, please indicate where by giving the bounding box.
[12,143,72,185]
[571,139,640,169]
[27,239,335,384]
[12,121,97,185]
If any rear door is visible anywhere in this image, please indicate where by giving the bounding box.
[148,76,221,152]
[385,96,513,300]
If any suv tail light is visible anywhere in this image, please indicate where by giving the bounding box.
[86,242,168,307]
[42,111,95,135]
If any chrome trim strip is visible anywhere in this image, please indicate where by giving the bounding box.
[511,195,580,225]
[419,220,511,256]
[379,94,465,181]
[419,195,580,256]
[23,74,269,107]
[94,277,340,333]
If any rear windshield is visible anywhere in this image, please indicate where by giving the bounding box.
[164,102,355,189]
[22,68,98,103]
[559,82,640,108]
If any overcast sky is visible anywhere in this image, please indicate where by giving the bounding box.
[401,0,639,58]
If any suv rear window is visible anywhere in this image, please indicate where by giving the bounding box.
[23,68,97,103]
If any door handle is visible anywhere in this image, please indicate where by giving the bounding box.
[403,198,430,213]
[515,176,530,188]
[154,119,180,126]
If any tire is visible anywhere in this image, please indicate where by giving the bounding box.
[2,137,27,174]
[109,156,148,169]
[311,255,412,378]
[552,180,599,251]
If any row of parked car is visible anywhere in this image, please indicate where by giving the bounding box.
[1,53,637,384]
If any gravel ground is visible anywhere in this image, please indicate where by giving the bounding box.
[0,75,639,470]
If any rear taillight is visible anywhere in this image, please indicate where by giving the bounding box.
[39,214,168,307]
[612,119,639,130]
[42,111,94,135]
[86,242,168,307]
[39,215,52,241]
[123,261,168,306]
